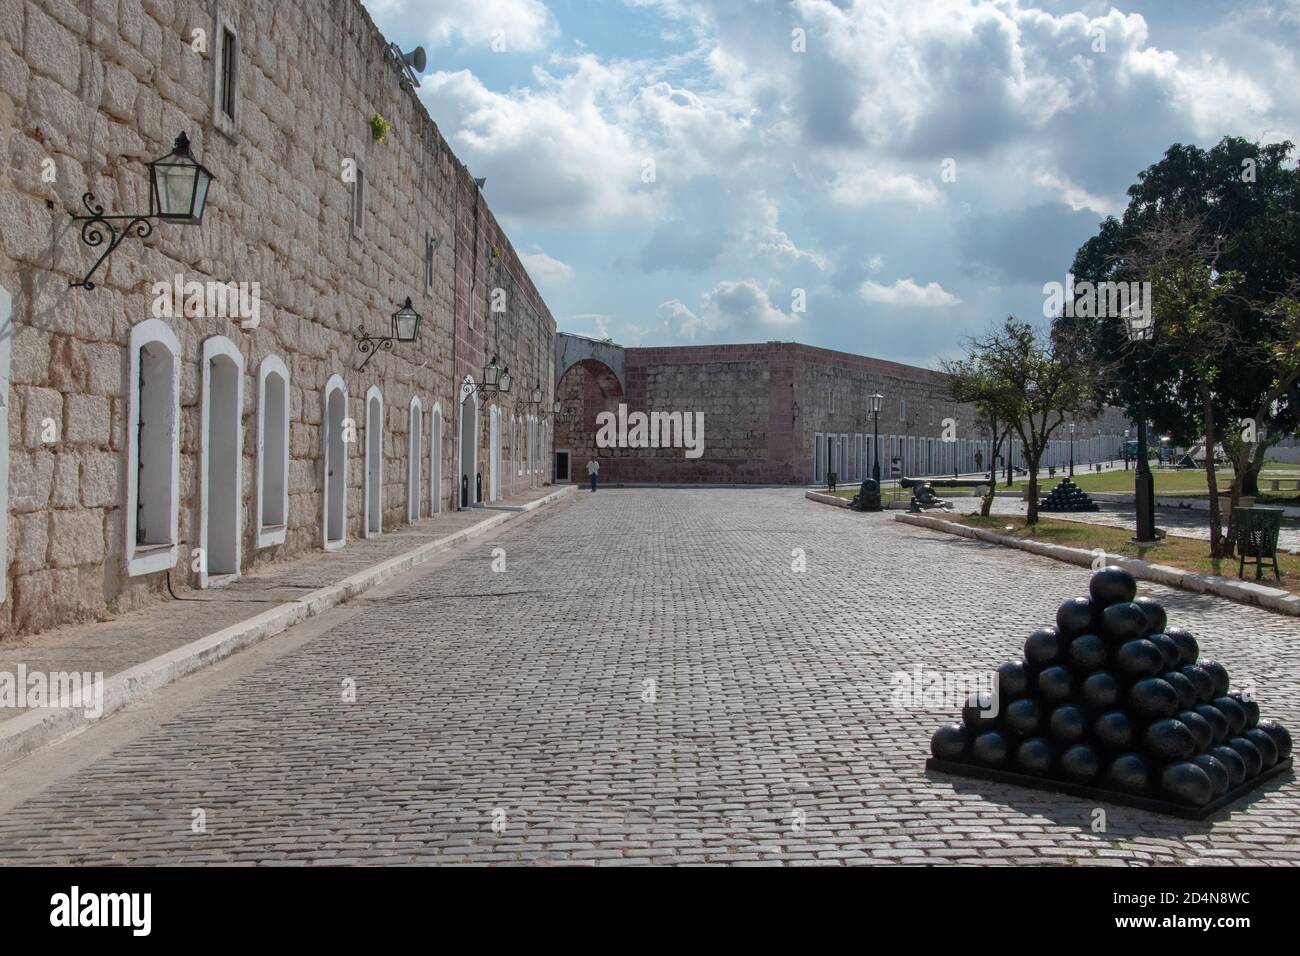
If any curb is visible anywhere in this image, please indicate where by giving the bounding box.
[895,512,1300,618]
[0,485,576,767]
[805,490,851,509]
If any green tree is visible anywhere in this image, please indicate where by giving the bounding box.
[1065,136,1300,521]
[945,318,1101,524]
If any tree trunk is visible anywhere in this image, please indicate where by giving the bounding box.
[980,435,1001,517]
[1200,387,1223,559]
[1026,452,1042,525]
[1245,438,1272,496]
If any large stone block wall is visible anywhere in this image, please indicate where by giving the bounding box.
[551,340,1133,486]
[0,0,554,637]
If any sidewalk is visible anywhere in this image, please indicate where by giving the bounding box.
[0,484,574,759]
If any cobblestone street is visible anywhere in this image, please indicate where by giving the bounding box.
[0,489,1296,865]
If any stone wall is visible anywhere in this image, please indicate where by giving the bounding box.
[551,339,1133,486]
[0,0,554,637]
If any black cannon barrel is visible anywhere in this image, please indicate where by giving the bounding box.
[900,476,992,490]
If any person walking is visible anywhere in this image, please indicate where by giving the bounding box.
[587,457,599,492]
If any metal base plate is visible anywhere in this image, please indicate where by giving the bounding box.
[926,756,1293,820]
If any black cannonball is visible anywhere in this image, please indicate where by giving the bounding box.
[1160,761,1213,806]
[1024,627,1064,667]
[1059,743,1101,783]
[1175,709,1214,751]
[1165,626,1199,666]
[1245,728,1279,769]
[1213,696,1248,735]
[1090,566,1137,607]
[1056,596,1096,638]
[930,723,968,760]
[1067,633,1108,672]
[1081,672,1121,711]
[1133,596,1167,635]
[1129,677,1179,719]
[1049,704,1087,744]
[1255,720,1292,761]
[1094,710,1135,750]
[1181,665,1217,704]
[1004,698,1041,737]
[1227,691,1260,729]
[1210,744,1247,787]
[972,731,1011,767]
[1143,718,1197,761]
[1226,736,1263,777]
[1195,704,1231,743]
[1192,753,1231,797]
[997,659,1032,700]
[1015,737,1055,776]
[961,694,1000,731]
[1036,666,1074,704]
[1198,659,1230,698]
[1115,639,1164,678]
[1103,603,1150,644]
[1107,752,1151,794]
[1148,633,1181,670]
[1161,670,1198,710]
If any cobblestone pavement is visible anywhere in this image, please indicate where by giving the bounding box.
[0,489,1296,865]
[980,496,1300,550]
[0,486,562,714]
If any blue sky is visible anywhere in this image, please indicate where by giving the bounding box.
[362,0,1300,368]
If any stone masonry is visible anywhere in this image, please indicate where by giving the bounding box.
[0,0,556,636]
[553,337,1131,485]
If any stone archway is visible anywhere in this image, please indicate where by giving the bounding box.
[554,358,625,484]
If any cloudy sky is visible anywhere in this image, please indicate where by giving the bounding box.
[363,0,1300,368]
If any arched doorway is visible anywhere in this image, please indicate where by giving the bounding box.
[322,374,348,550]
[364,385,384,537]
[489,404,501,502]
[458,376,478,508]
[199,336,244,587]
[554,358,625,484]
[430,403,443,514]
[408,396,423,521]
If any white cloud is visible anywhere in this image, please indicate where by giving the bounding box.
[828,168,940,207]
[859,278,961,308]
[366,0,558,52]
[743,193,828,270]
[520,248,575,283]
[1032,171,1120,217]
[421,59,656,223]
[567,313,613,338]
[659,279,796,342]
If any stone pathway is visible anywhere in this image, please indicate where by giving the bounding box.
[0,485,561,716]
[0,488,1295,865]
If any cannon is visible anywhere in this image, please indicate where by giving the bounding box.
[850,478,882,512]
[899,476,994,513]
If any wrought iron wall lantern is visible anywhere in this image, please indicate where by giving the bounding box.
[542,400,573,423]
[354,297,422,372]
[469,354,512,400]
[69,132,214,291]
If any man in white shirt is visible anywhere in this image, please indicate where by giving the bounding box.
[587,457,599,492]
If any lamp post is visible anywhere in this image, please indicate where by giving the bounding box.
[69,132,214,291]
[1124,313,1158,543]
[870,392,883,483]
[1069,422,1075,478]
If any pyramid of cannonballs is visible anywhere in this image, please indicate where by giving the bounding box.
[1039,478,1100,512]
[929,566,1293,815]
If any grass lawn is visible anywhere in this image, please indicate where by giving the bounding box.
[950,513,1300,595]
[1006,464,1300,503]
